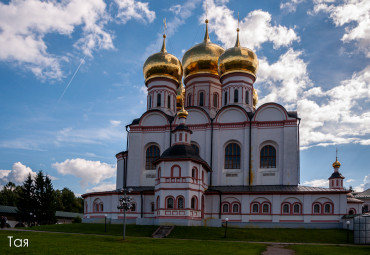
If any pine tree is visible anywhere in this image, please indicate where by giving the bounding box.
[16,174,35,225]
[34,171,56,225]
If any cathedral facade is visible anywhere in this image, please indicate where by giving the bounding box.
[82,20,362,228]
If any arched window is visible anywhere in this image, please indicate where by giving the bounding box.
[167,197,174,209]
[199,92,204,106]
[260,145,276,168]
[191,143,200,154]
[93,199,103,212]
[282,203,290,214]
[233,203,240,213]
[234,89,238,103]
[192,168,198,179]
[223,203,229,213]
[146,145,160,170]
[177,197,184,209]
[171,165,181,177]
[151,203,155,212]
[156,196,160,209]
[262,203,270,214]
[224,91,228,105]
[213,93,218,107]
[149,95,152,109]
[349,209,355,215]
[167,95,171,108]
[157,93,161,107]
[324,203,332,214]
[313,203,321,214]
[252,203,259,213]
[188,94,192,107]
[246,91,249,104]
[157,167,161,178]
[225,143,241,169]
[191,197,197,210]
[293,203,301,214]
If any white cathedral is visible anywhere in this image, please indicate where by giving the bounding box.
[82,20,363,228]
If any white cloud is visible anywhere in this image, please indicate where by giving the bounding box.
[115,0,155,24]
[85,182,116,193]
[53,158,116,187]
[280,0,306,13]
[204,0,300,50]
[354,174,370,192]
[298,66,370,147]
[312,0,370,58]
[0,0,156,80]
[258,48,312,105]
[55,120,122,145]
[302,179,329,188]
[0,162,37,185]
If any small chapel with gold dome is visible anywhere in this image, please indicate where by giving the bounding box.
[82,20,363,228]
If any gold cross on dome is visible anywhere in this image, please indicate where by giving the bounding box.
[163,18,167,35]
[238,12,240,29]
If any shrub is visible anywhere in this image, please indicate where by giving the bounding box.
[72,216,82,223]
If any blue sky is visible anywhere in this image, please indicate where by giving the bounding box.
[0,0,369,196]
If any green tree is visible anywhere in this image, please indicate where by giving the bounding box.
[34,171,56,225]
[0,182,21,206]
[16,174,35,225]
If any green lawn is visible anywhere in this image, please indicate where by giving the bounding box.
[290,244,370,255]
[169,226,354,244]
[28,223,157,237]
[25,223,354,244]
[0,230,266,255]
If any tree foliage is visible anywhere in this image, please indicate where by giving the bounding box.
[0,171,84,224]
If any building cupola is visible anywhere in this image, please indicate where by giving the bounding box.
[328,150,345,190]
[182,20,224,116]
[218,22,258,112]
[143,23,182,115]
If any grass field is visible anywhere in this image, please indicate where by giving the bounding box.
[27,223,354,244]
[1,225,369,255]
[29,223,157,237]
[289,245,370,255]
[0,230,266,255]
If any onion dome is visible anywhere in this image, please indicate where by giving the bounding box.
[143,34,183,85]
[218,27,258,79]
[182,20,225,80]
[177,107,189,119]
[332,159,341,168]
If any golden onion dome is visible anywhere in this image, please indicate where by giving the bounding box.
[178,107,189,119]
[143,35,183,84]
[332,159,341,168]
[182,20,225,80]
[218,28,258,79]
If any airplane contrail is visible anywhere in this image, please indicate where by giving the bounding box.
[58,56,86,103]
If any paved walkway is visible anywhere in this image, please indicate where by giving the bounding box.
[262,244,295,255]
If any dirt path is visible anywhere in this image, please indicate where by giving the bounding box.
[262,244,295,255]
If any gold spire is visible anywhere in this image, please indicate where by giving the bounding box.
[161,34,167,53]
[204,19,210,43]
[235,12,240,47]
[161,18,167,53]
